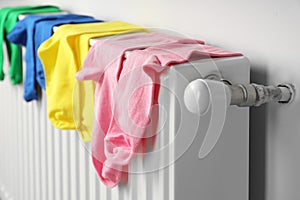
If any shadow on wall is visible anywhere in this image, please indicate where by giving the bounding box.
[249,66,267,200]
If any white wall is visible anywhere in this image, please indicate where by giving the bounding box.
[1,0,300,200]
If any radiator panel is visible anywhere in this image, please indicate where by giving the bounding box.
[0,51,249,200]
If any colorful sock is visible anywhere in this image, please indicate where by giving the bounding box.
[37,21,147,142]
[80,37,242,187]
[0,5,61,84]
[7,14,100,101]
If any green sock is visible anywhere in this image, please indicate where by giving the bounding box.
[0,5,61,84]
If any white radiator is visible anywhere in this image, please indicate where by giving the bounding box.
[0,49,250,200]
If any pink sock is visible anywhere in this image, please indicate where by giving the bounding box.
[78,34,242,188]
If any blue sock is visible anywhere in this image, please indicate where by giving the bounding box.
[7,14,102,101]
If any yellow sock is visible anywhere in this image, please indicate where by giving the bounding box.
[38,21,147,142]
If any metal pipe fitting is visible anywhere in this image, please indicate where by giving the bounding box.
[225,82,296,107]
[184,78,295,116]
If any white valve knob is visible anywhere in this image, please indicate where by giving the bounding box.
[184,79,231,116]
